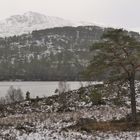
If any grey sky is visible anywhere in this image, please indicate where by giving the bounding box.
[0,0,140,32]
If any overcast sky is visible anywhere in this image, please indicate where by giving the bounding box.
[0,0,140,32]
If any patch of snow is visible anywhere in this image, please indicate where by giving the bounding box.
[0,11,100,37]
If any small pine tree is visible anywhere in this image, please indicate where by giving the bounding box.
[26,91,30,100]
[90,88,103,105]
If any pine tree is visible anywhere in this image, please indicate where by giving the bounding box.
[87,28,140,123]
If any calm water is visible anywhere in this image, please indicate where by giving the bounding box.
[0,81,96,98]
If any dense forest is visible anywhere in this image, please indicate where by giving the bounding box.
[0,26,139,81]
[0,26,104,80]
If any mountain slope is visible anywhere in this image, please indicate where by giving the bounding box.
[0,11,96,37]
[0,25,139,81]
[0,26,104,80]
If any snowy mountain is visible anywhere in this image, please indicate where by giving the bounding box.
[0,11,96,37]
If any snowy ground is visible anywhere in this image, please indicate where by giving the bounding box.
[0,105,137,140]
[0,83,140,140]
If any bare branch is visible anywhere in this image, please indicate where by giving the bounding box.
[135,64,140,71]
[121,47,135,67]
[110,47,130,76]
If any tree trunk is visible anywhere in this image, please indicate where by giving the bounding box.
[129,75,137,123]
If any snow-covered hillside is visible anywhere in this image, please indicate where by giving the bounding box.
[0,84,140,139]
[0,11,96,37]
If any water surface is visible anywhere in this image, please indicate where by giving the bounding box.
[0,81,94,98]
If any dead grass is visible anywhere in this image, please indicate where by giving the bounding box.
[0,111,84,127]
[69,121,140,132]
